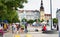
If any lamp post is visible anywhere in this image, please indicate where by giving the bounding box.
[50,0,52,30]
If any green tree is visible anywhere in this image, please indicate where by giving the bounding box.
[27,20,34,24]
[0,2,7,21]
[53,18,58,24]
[21,18,27,22]
[34,19,40,22]
[1,0,27,9]
[37,19,40,22]
[41,19,44,22]
[34,19,37,22]
[0,0,27,23]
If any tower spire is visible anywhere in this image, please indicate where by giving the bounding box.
[41,0,43,7]
[40,0,44,11]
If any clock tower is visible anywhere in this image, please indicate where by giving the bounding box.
[40,0,45,21]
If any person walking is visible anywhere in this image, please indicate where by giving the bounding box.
[4,23,7,31]
[12,23,16,33]
[25,22,28,33]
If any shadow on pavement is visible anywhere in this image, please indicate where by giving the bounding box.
[42,30,58,34]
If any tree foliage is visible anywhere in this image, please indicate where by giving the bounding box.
[1,0,27,9]
[0,0,27,23]
[53,18,58,24]
[27,20,34,24]
[34,19,40,22]
[41,19,44,22]
[21,18,27,22]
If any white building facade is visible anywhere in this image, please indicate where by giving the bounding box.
[17,10,40,21]
[56,9,60,31]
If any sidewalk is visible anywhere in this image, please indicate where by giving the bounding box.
[3,31,58,37]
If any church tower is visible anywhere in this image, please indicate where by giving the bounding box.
[40,0,45,21]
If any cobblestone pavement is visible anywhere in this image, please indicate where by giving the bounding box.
[3,26,59,37]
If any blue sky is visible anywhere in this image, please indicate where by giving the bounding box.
[19,0,60,18]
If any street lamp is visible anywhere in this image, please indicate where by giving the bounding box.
[50,0,53,30]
